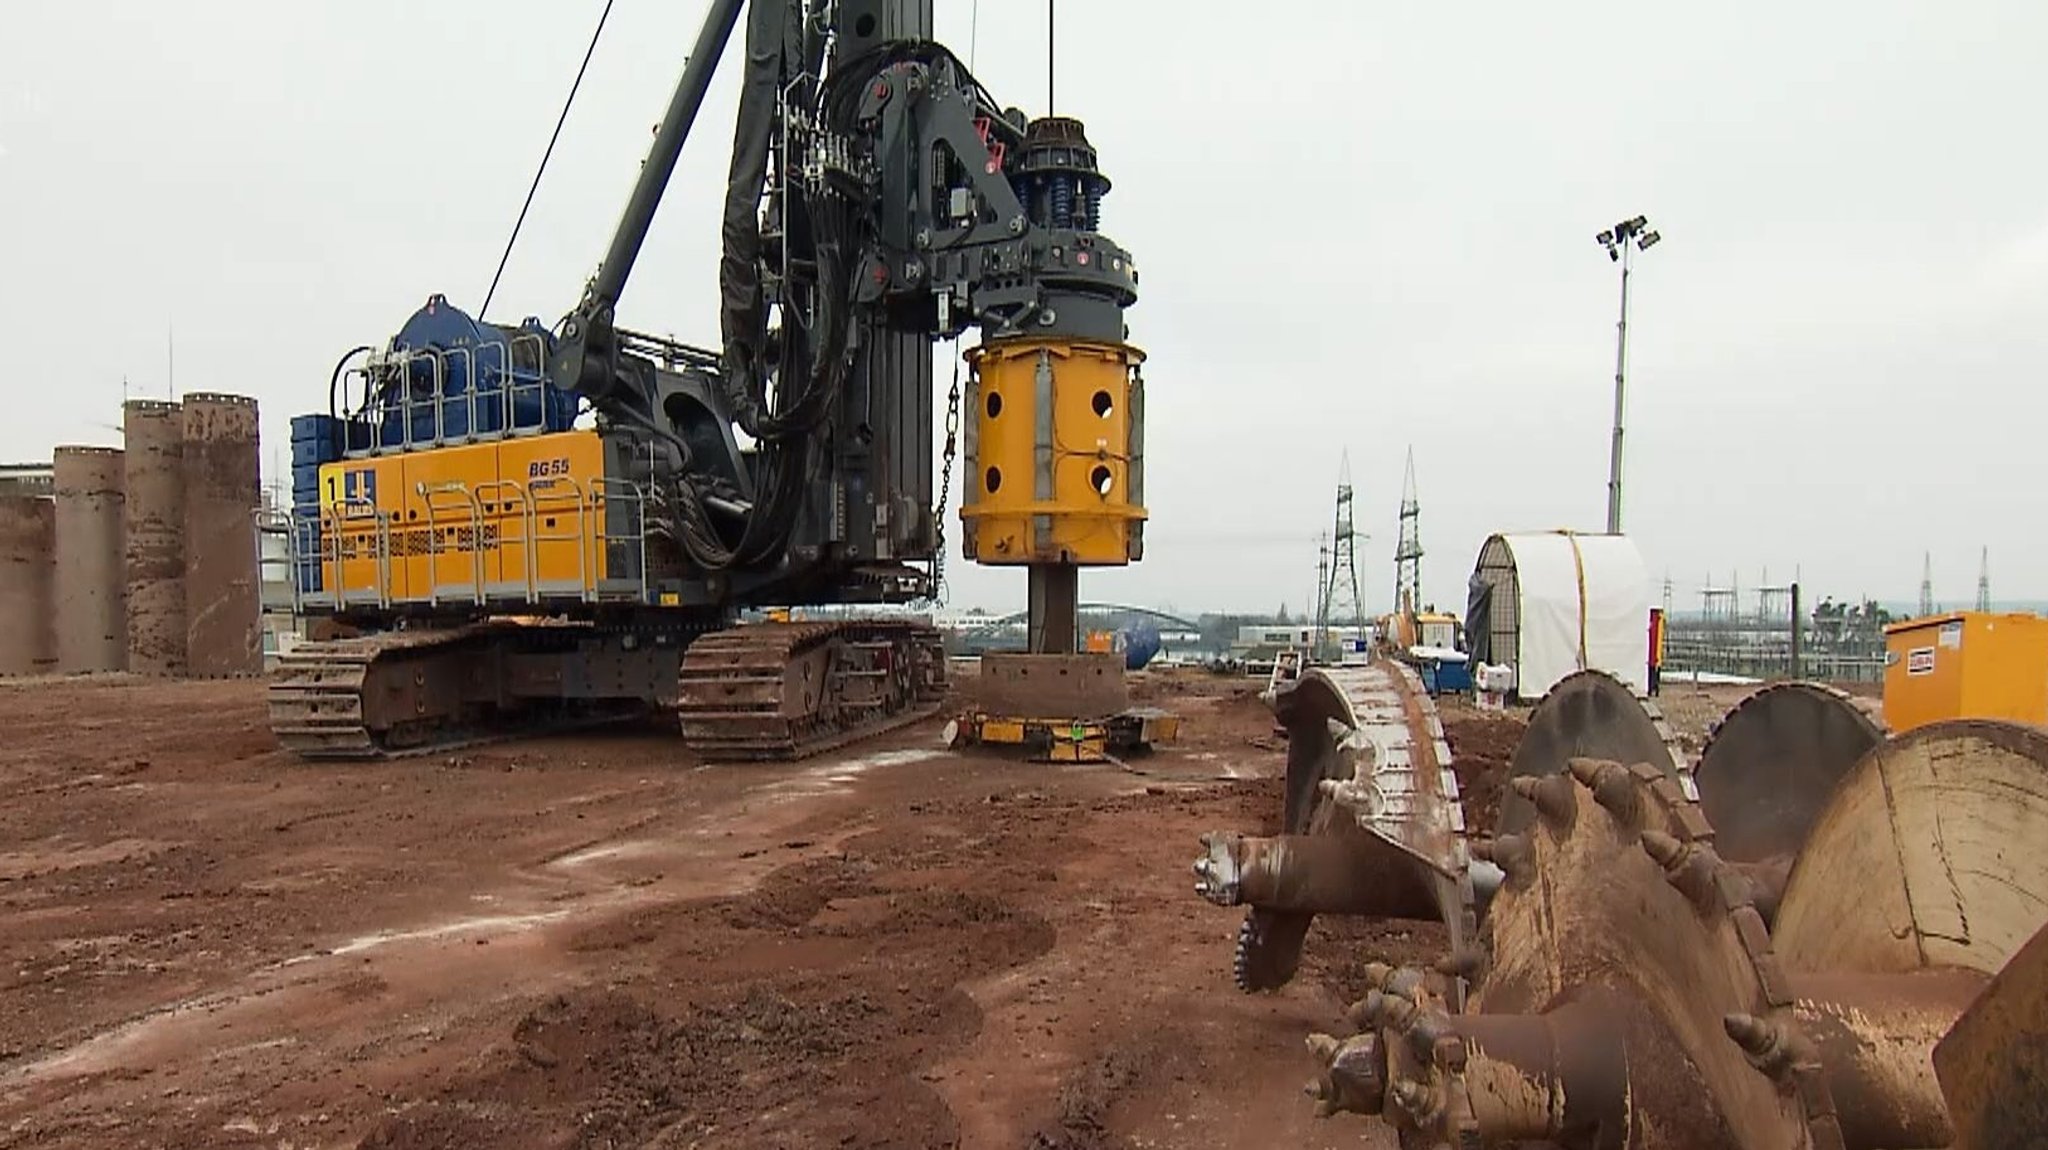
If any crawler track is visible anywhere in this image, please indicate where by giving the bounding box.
[270,618,946,763]
[676,619,946,761]
[267,623,649,760]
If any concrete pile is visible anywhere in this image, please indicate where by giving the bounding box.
[0,394,263,677]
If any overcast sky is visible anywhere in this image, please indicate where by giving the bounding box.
[4,2,2044,617]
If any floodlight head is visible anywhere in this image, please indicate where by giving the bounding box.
[1607,247,1621,262]
[1628,214,1648,231]
[1638,230,1662,251]
[1596,230,1616,246]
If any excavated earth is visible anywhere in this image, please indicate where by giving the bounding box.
[0,668,1539,1150]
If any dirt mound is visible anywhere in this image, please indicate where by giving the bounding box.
[1443,706,1525,838]
[358,985,900,1150]
[1027,1044,1156,1150]
[1302,914,1449,1007]
[721,852,878,930]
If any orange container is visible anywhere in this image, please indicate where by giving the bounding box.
[1883,612,2048,732]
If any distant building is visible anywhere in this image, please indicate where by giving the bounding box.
[0,463,55,498]
[1231,623,1371,664]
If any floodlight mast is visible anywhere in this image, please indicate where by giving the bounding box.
[1598,215,1660,534]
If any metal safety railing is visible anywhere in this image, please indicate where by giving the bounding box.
[592,477,650,604]
[420,483,488,606]
[285,498,394,613]
[529,477,593,600]
[475,479,535,601]
[334,333,557,458]
[283,478,652,611]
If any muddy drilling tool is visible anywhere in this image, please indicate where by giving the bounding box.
[1195,662,2048,1147]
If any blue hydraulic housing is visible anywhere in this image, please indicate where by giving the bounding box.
[362,294,578,449]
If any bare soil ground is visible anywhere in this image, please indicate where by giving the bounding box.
[1,668,1528,1150]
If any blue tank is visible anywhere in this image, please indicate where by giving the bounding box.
[1119,621,1162,671]
[288,414,347,593]
[377,295,576,447]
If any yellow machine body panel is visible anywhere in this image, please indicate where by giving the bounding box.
[1884,611,2048,732]
[317,429,613,607]
[495,432,610,597]
[960,338,1146,567]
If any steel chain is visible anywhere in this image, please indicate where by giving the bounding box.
[931,341,963,602]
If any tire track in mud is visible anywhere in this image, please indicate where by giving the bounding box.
[358,822,1062,1150]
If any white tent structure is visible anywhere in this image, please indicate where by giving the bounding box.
[1465,531,1650,698]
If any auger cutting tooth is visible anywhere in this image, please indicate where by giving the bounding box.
[1348,990,1386,1029]
[1391,1079,1434,1118]
[1369,991,1419,1033]
[1303,1077,1342,1118]
[1641,829,1724,912]
[1475,833,1534,885]
[1722,1011,1800,1080]
[1364,963,1429,1005]
[1592,770,1645,825]
[1192,833,1245,905]
[1640,828,1687,868]
[1404,1008,1454,1064]
[1512,774,1576,827]
[1722,1012,1779,1057]
[1306,1033,1340,1064]
[1432,1033,1467,1074]
[1566,756,1610,786]
[1302,1032,1390,1120]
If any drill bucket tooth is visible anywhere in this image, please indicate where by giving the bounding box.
[1306,1033,1340,1064]
[1592,770,1645,824]
[1512,773,1577,827]
[1566,756,1613,786]
[1391,1079,1434,1119]
[1723,1012,1780,1058]
[1640,829,1687,868]
[1721,1011,1810,1082]
[1475,833,1535,885]
[1303,1031,1389,1119]
[1404,1008,1455,1064]
[1191,833,1245,905]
